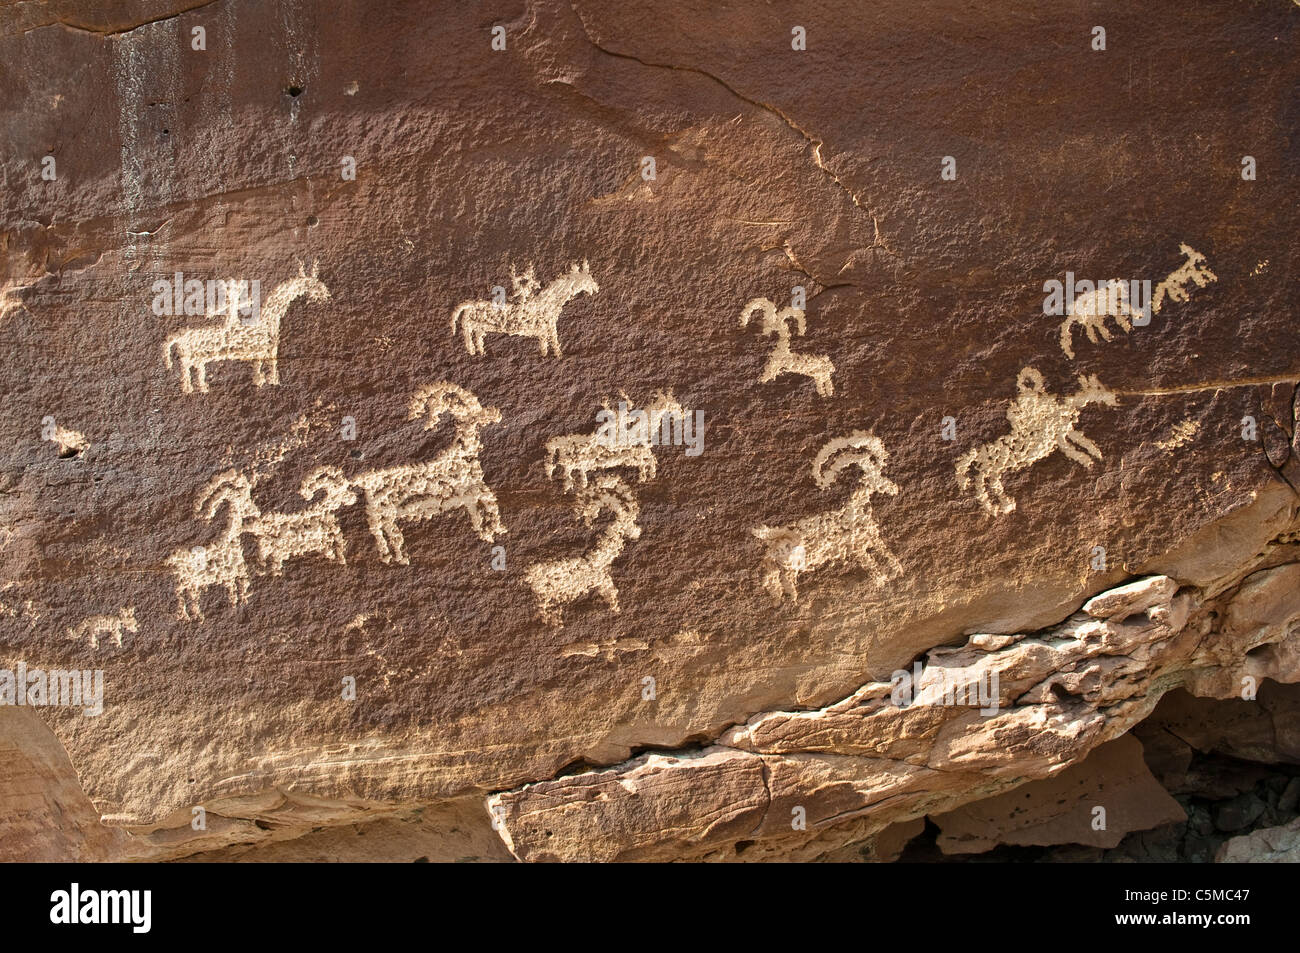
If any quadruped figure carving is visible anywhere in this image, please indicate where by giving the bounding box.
[164,261,329,393]
[525,475,641,626]
[351,382,505,565]
[956,367,1116,515]
[452,262,598,357]
[753,431,901,603]
[739,297,834,397]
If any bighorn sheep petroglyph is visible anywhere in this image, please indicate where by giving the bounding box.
[526,475,642,626]
[739,297,834,396]
[166,471,261,621]
[247,466,357,574]
[753,432,901,603]
[452,261,598,357]
[351,383,505,564]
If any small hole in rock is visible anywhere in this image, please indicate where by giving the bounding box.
[306,215,318,227]
[287,85,303,98]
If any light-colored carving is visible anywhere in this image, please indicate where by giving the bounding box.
[451,261,598,357]
[545,391,688,491]
[1059,281,1146,360]
[956,368,1116,515]
[739,297,834,396]
[752,432,901,603]
[166,471,261,621]
[1156,419,1200,452]
[1152,244,1217,314]
[351,383,505,564]
[67,607,137,650]
[0,281,30,322]
[40,416,87,456]
[163,262,330,393]
[525,475,642,626]
[247,466,356,574]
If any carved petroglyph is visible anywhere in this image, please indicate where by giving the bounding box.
[40,416,87,456]
[67,607,137,650]
[351,383,505,564]
[163,262,329,393]
[166,471,260,621]
[1059,281,1147,360]
[1056,246,1216,359]
[1156,419,1200,452]
[739,297,834,396]
[1152,244,1217,314]
[247,466,356,574]
[526,475,642,627]
[956,368,1116,515]
[451,262,598,357]
[752,432,901,603]
[545,391,689,491]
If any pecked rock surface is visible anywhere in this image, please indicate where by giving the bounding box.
[0,0,1298,861]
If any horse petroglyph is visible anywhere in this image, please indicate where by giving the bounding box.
[526,475,642,627]
[545,391,691,491]
[247,466,356,574]
[753,432,901,603]
[452,261,598,357]
[351,383,505,564]
[163,261,329,393]
[739,297,835,396]
[67,607,137,650]
[1152,244,1217,314]
[166,471,260,621]
[956,367,1116,515]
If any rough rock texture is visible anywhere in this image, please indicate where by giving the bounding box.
[932,735,1185,854]
[1,0,1298,861]
[1217,816,1300,863]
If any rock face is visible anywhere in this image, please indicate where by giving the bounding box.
[0,0,1298,862]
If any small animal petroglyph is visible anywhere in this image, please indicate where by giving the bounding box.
[166,471,261,621]
[351,383,505,564]
[1152,244,1217,314]
[1059,281,1148,360]
[247,466,356,574]
[163,261,330,393]
[525,475,642,626]
[1156,419,1200,451]
[67,607,137,650]
[956,367,1116,516]
[545,391,689,491]
[40,416,87,457]
[451,261,598,357]
[752,432,901,603]
[739,297,834,396]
